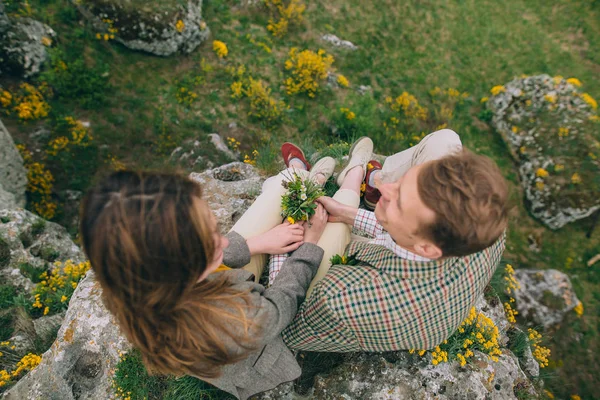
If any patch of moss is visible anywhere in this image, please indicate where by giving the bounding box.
[0,238,10,268]
[18,262,48,283]
[18,231,33,249]
[39,247,60,263]
[0,216,10,224]
[540,290,566,310]
[30,220,47,238]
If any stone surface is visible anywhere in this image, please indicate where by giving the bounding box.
[513,269,581,328]
[0,119,27,207]
[0,184,19,211]
[189,162,263,233]
[0,209,85,292]
[3,270,132,400]
[487,74,600,229]
[0,7,56,77]
[321,34,358,50]
[208,133,240,160]
[78,0,210,57]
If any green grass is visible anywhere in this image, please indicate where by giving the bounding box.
[1,0,599,398]
[112,349,231,400]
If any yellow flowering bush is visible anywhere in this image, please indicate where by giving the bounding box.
[0,353,41,390]
[265,0,306,38]
[229,67,286,126]
[31,260,91,317]
[573,301,584,316]
[284,48,334,98]
[226,137,241,152]
[580,93,597,109]
[213,40,228,58]
[176,86,198,106]
[17,144,57,220]
[411,307,502,367]
[96,18,118,41]
[528,329,551,368]
[175,19,185,33]
[340,107,355,120]
[244,78,286,126]
[0,83,51,121]
[244,149,259,165]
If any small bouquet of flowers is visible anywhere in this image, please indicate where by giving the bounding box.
[281,172,325,224]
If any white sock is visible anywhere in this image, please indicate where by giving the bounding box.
[368,170,380,187]
[288,157,307,170]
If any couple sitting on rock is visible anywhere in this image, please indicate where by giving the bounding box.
[79,129,508,400]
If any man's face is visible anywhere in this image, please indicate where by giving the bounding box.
[374,163,441,259]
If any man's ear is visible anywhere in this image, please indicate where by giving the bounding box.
[413,241,443,260]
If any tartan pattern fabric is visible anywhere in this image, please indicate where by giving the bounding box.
[355,209,431,262]
[268,254,287,285]
[282,232,506,352]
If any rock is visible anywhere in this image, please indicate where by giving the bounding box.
[189,162,263,233]
[0,209,85,292]
[321,34,358,50]
[33,312,66,339]
[2,271,131,400]
[0,184,19,211]
[77,0,210,57]
[513,269,581,328]
[208,133,240,160]
[357,85,372,96]
[0,119,27,208]
[0,6,56,77]
[487,74,600,229]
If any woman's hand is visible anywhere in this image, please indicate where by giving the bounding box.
[246,221,305,255]
[303,204,328,244]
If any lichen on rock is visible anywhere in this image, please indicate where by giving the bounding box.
[487,74,600,229]
[76,0,210,57]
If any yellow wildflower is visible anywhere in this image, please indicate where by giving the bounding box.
[511,126,519,133]
[571,173,582,184]
[61,295,68,303]
[544,94,557,103]
[337,74,349,87]
[536,168,549,178]
[213,40,228,58]
[571,395,581,400]
[554,164,564,172]
[175,19,185,33]
[566,78,582,87]
[480,97,489,103]
[41,37,52,46]
[581,93,598,109]
[287,216,295,224]
[573,301,583,316]
[490,86,505,96]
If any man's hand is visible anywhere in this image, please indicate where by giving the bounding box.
[316,196,358,225]
[303,204,328,244]
[247,221,305,255]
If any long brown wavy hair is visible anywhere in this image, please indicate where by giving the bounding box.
[80,170,258,379]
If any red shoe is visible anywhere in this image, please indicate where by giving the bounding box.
[364,160,382,210]
[281,142,311,170]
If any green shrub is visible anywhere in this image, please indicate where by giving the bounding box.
[112,349,232,399]
[40,49,111,109]
[0,285,16,310]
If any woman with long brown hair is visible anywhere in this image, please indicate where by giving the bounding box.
[79,161,331,399]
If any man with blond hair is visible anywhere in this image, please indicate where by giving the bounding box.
[281,129,509,352]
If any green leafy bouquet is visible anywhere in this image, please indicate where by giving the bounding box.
[281,172,324,224]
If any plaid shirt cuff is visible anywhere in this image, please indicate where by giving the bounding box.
[353,209,384,238]
[268,254,288,285]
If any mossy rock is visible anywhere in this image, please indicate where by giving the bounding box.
[488,74,600,229]
[77,0,210,56]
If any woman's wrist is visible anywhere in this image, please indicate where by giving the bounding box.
[246,236,265,256]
